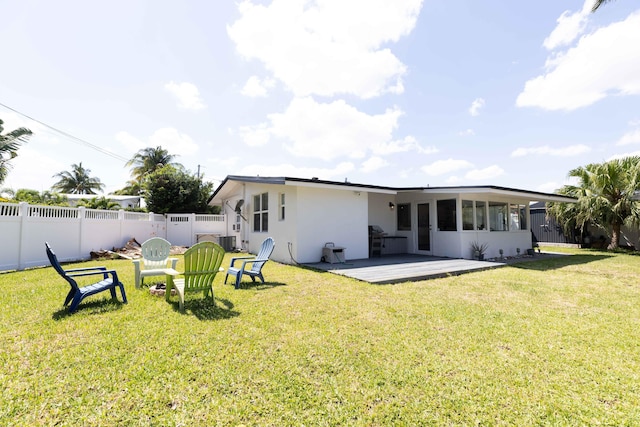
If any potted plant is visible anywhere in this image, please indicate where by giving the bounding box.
[470,241,488,260]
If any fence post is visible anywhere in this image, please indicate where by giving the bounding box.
[17,202,29,270]
[78,206,86,260]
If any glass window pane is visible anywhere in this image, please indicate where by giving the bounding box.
[397,203,411,230]
[476,201,486,230]
[489,201,508,231]
[510,204,521,230]
[253,213,261,232]
[520,205,527,230]
[437,199,457,231]
[253,194,261,212]
[262,193,269,210]
[462,200,473,230]
[262,212,268,232]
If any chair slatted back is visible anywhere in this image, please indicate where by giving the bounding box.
[250,237,275,273]
[45,242,79,291]
[182,242,225,292]
[141,237,172,269]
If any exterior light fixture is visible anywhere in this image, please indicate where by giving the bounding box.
[389,202,395,210]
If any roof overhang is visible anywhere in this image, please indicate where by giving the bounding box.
[208,176,577,205]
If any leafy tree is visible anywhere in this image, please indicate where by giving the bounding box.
[143,165,214,214]
[77,196,121,210]
[0,119,32,185]
[591,0,614,12]
[12,188,68,205]
[125,146,182,184]
[113,180,142,196]
[52,162,104,194]
[548,157,640,249]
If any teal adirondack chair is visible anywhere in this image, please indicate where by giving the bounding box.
[225,237,275,289]
[132,237,178,288]
[165,241,225,311]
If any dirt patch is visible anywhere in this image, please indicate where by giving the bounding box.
[90,238,188,260]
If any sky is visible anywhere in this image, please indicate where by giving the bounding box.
[1,0,640,196]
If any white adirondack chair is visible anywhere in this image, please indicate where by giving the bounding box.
[132,237,178,288]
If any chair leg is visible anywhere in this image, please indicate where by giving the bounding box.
[119,283,128,304]
[64,289,74,306]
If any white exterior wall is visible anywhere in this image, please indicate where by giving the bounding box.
[367,192,397,234]
[295,186,369,263]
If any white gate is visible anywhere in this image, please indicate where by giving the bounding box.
[166,214,193,246]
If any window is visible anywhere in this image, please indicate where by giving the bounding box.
[253,192,269,232]
[462,200,474,230]
[437,199,457,231]
[509,204,527,230]
[476,201,486,230]
[279,193,285,221]
[489,201,508,231]
[397,203,411,230]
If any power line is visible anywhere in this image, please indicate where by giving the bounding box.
[0,102,129,163]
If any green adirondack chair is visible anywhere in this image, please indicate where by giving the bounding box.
[165,241,225,311]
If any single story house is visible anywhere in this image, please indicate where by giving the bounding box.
[208,175,576,264]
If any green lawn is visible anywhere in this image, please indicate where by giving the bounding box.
[2,247,640,425]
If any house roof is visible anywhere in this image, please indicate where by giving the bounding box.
[209,175,577,204]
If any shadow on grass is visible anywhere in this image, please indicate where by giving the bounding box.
[233,281,287,291]
[167,297,240,320]
[510,253,612,272]
[52,299,126,319]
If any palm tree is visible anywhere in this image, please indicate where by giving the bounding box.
[592,0,614,12]
[0,119,32,184]
[52,162,105,194]
[549,157,640,249]
[125,146,182,183]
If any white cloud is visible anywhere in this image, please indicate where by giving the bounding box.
[609,150,640,161]
[116,131,145,152]
[164,81,206,110]
[511,144,591,157]
[239,97,410,161]
[5,147,65,191]
[238,161,355,180]
[543,0,592,50]
[241,75,275,97]
[360,156,389,173]
[148,128,199,156]
[517,12,640,111]
[422,158,474,176]
[616,128,640,146]
[118,128,199,156]
[239,122,271,147]
[458,129,475,137]
[228,0,422,99]
[372,135,437,155]
[469,98,485,117]
[464,165,505,181]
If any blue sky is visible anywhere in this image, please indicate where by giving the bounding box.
[1,0,640,195]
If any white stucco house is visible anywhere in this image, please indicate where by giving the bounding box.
[208,175,576,264]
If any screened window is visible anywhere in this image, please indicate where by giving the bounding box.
[476,201,486,230]
[489,201,508,231]
[397,203,411,230]
[462,200,474,230]
[437,199,457,231]
[253,192,269,232]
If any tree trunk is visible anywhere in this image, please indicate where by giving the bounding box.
[608,222,621,249]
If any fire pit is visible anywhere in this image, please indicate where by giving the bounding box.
[149,283,176,296]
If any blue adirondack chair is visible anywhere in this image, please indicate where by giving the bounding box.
[225,237,275,289]
[45,242,128,313]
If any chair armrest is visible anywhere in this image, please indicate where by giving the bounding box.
[229,255,255,267]
[238,258,268,270]
[64,266,107,273]
[67,269,119,280]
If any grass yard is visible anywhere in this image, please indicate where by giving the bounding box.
[2,247,640,425]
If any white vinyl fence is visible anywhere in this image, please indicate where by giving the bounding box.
[0,202,227,271]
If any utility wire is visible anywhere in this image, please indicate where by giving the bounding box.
[0,102,129,163]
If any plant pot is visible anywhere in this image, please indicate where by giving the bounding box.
[526,249,534,256]
[478,254,484,261]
